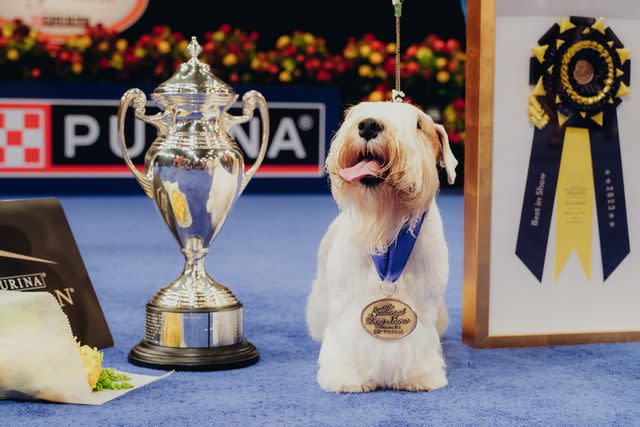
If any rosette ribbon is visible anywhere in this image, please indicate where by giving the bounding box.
[516,17,630,282]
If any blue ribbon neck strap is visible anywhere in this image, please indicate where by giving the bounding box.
[371,212,426,283]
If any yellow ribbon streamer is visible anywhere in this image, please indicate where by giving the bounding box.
[555,127,594,280]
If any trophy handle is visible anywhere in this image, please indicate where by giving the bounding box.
[223,90,270,192]
[118,88,157,198]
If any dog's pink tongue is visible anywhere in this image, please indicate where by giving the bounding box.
[339,159,382,182]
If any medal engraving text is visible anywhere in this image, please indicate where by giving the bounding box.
[361,298,417,340]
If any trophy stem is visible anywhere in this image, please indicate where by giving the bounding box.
[181,237,210,288]
[128,235,259,370]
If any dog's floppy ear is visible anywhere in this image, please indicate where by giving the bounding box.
[433,123,458,185]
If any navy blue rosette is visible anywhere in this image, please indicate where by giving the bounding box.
[516,16,630,282]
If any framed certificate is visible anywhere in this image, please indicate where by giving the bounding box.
[463,0,640,347]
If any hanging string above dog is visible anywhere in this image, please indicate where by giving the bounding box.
[392,0,405,103]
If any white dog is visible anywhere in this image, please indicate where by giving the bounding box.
[306,101,457,392]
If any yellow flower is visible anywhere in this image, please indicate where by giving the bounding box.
[417,47,432,60]
[213,31,224,42]
[6,49,19,61]
[369,91,384,102]
[375,68,387,79]
[135,47,146,58]
[2,26,13,38]
[279,70,292,83]
[98,41,109,52]
[250,57,261,70]
[386,43,396,54]
[157,40,171,54]
[67,37,79,49]
[369,51,383,65]
[359,44,372,58]
[111,53,123,70]
[79,35,92,50]
[115,39,128,52]
[71,62,83,74]
[303,33,315,45]
[435,57,447,69]
[436,70,450,83]
[178,40,188,52]
[444,109,456,122]
[358,64,373,78]
[344,47,358,60]
[222,53,238,67]
[276,35,291,49]
[282,58,296,71]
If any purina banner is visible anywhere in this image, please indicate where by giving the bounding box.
[0,84,340,181]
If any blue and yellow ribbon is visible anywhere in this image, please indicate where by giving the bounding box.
[516,16,630,282]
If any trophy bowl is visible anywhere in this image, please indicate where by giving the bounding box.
[118,37,268,370]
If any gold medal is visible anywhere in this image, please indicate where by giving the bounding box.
[361,298,417,340]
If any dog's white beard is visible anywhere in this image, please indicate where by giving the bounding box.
[340,185,424,254]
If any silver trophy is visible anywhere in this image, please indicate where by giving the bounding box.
[118,37,268,370]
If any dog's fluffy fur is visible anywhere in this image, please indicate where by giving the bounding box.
[306,101,457,392]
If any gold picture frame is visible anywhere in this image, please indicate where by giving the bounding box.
[462,0,640,347]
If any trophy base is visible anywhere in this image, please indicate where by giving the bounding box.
[128,339,259,371]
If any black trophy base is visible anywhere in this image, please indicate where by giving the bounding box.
[128,339,259,371]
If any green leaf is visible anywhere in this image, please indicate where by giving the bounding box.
[93,368,134,392]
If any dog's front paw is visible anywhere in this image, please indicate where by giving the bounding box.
[317,367,377,393]
[322,381,377,393]
[395,370,448,392]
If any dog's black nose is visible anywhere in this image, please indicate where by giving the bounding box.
[358,118,384,141]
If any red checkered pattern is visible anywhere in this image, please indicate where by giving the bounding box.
[0,107,46,168]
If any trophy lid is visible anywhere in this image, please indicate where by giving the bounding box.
[152,36,236,110]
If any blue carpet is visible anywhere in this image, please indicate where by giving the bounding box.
[1,193,639,426]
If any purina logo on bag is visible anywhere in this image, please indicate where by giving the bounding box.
[0,249,76,308]
[0,99,325,178]
[0,273,48,291]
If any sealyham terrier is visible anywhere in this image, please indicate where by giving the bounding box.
[306,101,457,392]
